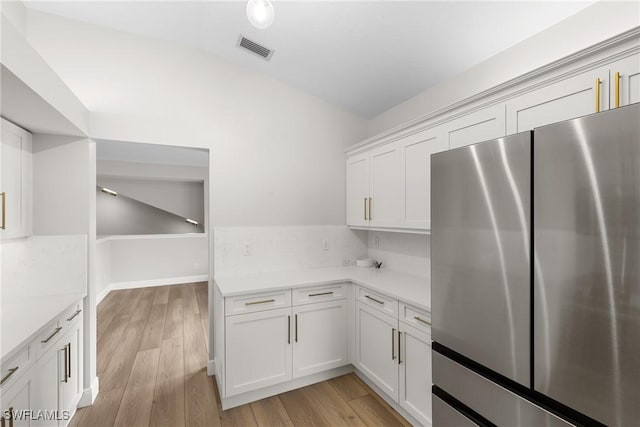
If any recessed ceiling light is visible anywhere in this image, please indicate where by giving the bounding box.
[101,188,117,196]
[246,0,274,30]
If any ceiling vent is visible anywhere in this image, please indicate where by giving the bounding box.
[237,35,274,61]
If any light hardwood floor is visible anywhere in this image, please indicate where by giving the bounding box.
[70,283,411,427]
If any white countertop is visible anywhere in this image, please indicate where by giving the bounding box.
[215,266,430,312]
[1,292,86,360]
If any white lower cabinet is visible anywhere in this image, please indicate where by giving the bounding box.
[355,301,399,401]
[225,307,293,397]
[1,366,37,427]
[399,321,432,426]
[1,303,83,427]
[293,299,347,378]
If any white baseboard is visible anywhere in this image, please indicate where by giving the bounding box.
[96,275,209,304]
[207,359,216,376]
[78,376,99,408]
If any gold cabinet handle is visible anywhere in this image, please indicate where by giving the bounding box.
[245,299,275,306]
[391,328,396,360]
[615,71,621,108]
[295,314,298,343]
[365,295,384,305]
[0,367,19,386]
[363,197,367,221]
[398,330,402,364]
[287,315,291,344]
[1,192,5,230]
[67,309,82,322]
[62,344,69,383]
[595,78,601,112]
[309,291,333,297]
[368,197,372,220]
[414,316,431,326]
[41,327,62,344]
[68,342,72,379]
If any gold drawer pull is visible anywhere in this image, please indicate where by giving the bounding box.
[0,367,19,386]
[414,316,431,326]
[309,291,334,297]
[245,299,275,306]
[595,78,601,113]
[615,71,621,108]
[67,309,82,322]
[41,327,63,344]
[1,192,5,230]
[365,295,384,305]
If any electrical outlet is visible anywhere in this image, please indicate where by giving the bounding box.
[374,236,380,249]
[322,239,329,251]
[242,242,252,256]
[342,258,351,266]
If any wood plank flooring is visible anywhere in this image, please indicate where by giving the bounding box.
[70,283,411,427]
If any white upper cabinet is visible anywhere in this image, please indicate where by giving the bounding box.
[609,53,640,108]
[346,153,370,227]
[506,65,610,134]
[369,143,403,228]
[1,118,32,240]
[445,103,506,149]
[401,128,448,230]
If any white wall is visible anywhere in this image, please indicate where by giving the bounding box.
[366,232,429,279]
[97,177,205,224]
[214,226,368,276]
[367,1,640,136]
[25,10,368,227]
[97,159,207,182]
[96,235,208,301]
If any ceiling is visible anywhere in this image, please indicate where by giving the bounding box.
[97,139,209,167]
[25,1,593,118]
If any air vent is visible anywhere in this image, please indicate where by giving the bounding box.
[237,35,274,61]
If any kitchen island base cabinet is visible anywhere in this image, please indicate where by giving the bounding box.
[355,301,399,401]
[293,300,347,379]
[225,307,293,397]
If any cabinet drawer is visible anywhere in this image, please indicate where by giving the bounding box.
[292,283,347,306]
[62,302,83,326]
[399,302,431,333]
[356,286,398,317]
[225,290,292,316]
[35,319,64,359]
[0,342,34,390]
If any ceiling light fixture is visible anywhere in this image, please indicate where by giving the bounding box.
[185,218,199,226]
[101,188,117,196]
[246,0,274,30]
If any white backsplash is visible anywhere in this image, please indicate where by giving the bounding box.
[214,226,368,275]
[367,232,430,278]
[1,235,88,298]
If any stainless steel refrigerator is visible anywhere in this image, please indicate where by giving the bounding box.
[430,103,640,426]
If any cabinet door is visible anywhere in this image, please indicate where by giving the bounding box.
[401,128,448,229]
[399,322,432,426]
[506,66,609,134]
[61,318,83,421]
[346,153,370,227]
[355,302,399,400]
[35,344,64,427]
[369,143,403,228]
[444,104,506,149]
[0,118,32,240]
[293,299,347,379]
[1,366,37,427]
[225,308,292,397]
[610,54,640,108]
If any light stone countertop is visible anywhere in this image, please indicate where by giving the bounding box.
[215,265,430,312]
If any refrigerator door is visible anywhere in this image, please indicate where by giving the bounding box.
[534,103,640,426]
[431,132,531,386]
